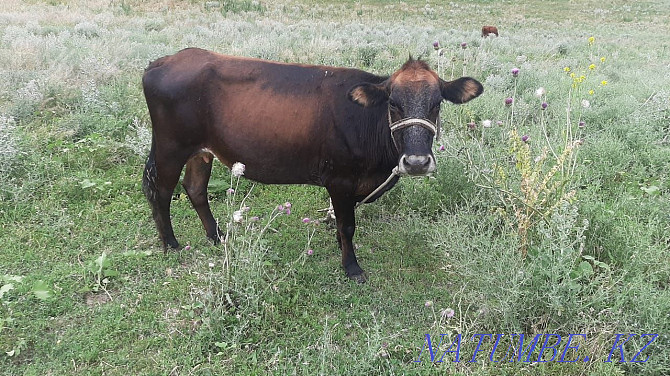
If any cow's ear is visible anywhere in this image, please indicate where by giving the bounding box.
[440,77,484,104]
[348,82,389,107]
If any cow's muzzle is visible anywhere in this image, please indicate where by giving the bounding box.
[398,153,436,176]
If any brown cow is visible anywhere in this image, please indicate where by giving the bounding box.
[482,25,499,37]
[142,48,483,282]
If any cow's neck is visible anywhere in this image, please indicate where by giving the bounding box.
[371,107,401,174]
[355,110,402,203]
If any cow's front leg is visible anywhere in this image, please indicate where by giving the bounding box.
[329,193,366,283]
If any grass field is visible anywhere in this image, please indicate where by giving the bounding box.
[1,0,669,375]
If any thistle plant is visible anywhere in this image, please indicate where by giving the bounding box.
[195,164,310,352]
[440,38,608,256]
[502,44,609,255]
[460,41,468,76]
[221,162,254,284]
[218,161,299,289]
[562,36,607,157]
[494,128,579,255]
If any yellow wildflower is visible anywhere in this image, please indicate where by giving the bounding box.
[600,57,606,63]
[570,72,575,78]
[564,67,571,72]
[589,89,595,95]
[589,64,596,70]
[601,80,608,86]
[588,36,595,45]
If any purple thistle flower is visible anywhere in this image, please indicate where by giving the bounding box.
[307,249,314,256]
[302,217,311,223]
[578,121,586,128]
[425,300,433,307]
[284,202,292,209]
[521,134,530,143]
[541,102,548,110]
[226,188,235,195]
[285,208,291,215]
[250,216,260,221]
[439,145,446,151]
[511,67,520,77]
[442,308,455,318]
[184,245,191,251]
[505,97,513,106]
[277,204,284,211]
[432,41,440,50]
[467,121,476,130]
[460,42,467,49]
[496,120,504,126]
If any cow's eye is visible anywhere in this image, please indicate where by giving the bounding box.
[388,100,399,110]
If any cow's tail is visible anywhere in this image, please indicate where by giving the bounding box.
[142,135,158,205]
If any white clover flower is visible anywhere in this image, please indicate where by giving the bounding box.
[535,87,546,97]
[482,119,492,128]
[581,99,590,108]
[231,162,245,177]
[232,210,243,223]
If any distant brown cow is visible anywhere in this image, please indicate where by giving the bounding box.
[482,25,499,37]
[142,48,483,282]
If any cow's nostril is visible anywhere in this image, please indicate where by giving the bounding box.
[420,156,430,167]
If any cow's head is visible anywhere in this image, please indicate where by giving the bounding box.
[348,58,483,176]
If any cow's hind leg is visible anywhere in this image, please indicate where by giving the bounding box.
[329,191,366,283]
[143,141,188,250]
[182,152,221,243]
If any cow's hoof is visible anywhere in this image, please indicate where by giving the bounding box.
[164,238,180,250]
[348,272,368,284]
[207,234,221,245]
[345,265,368,284]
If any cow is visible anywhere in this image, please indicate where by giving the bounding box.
[142,48,483,283]
[482,25,499,37]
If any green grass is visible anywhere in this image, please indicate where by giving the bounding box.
[1,0,669,375]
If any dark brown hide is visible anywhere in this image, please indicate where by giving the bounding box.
[142,48,482,282]
[482,25,499,37]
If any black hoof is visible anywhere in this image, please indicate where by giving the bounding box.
[207,234,221,245]
[345,264,368,284]
[163,238,179,250]
[348,272,368,284]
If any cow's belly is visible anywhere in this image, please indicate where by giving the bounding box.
[204,91,327,185]
[204,136,322,186]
